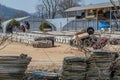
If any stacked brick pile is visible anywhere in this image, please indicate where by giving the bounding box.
[112,57,120,80]
[0,54,31,80]
[32,40,52,48]
[87,50,118,80]
[62,56,88,80]
[34,37,55,47]
[28,71,59,80]
[62,50,119,80]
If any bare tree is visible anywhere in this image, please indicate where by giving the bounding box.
[0,32,14,50]
[58,0,82,17]
[36,4,44,18]
[37,0,82,18]
[38,0,60,19]
[110,0,120,27]
[0,18,1,26]
[110,0,119,11]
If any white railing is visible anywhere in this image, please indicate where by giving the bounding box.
[1,32,73,45]
[1,31,120,45]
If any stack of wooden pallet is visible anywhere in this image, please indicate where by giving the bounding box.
[62,56,88,80]
[87,50,118,80]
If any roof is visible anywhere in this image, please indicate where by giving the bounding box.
[65,1,119,12]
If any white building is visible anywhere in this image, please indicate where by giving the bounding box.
[2,16,76,33]
[2,16,30,33]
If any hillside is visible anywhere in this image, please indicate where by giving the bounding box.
[0,4,30,20]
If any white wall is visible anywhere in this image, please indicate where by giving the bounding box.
[46,17,75,32]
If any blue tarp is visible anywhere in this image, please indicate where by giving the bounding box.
[98,20,110,30]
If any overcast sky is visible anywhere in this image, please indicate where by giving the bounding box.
[0,0,117,13]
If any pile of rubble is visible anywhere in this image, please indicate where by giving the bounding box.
[70,28,108,50]
[110,38,120,45]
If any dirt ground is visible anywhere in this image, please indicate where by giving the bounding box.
[0,41,86,72]
[0,41,119,72]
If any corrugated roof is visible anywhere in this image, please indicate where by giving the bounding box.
[65,1,119,12]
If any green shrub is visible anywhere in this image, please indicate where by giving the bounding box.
[39,22,52,31]
[6,19,20,28]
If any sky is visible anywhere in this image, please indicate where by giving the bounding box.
[0,0,39,13]
[85,0,113,4]
[0,0,117,13]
